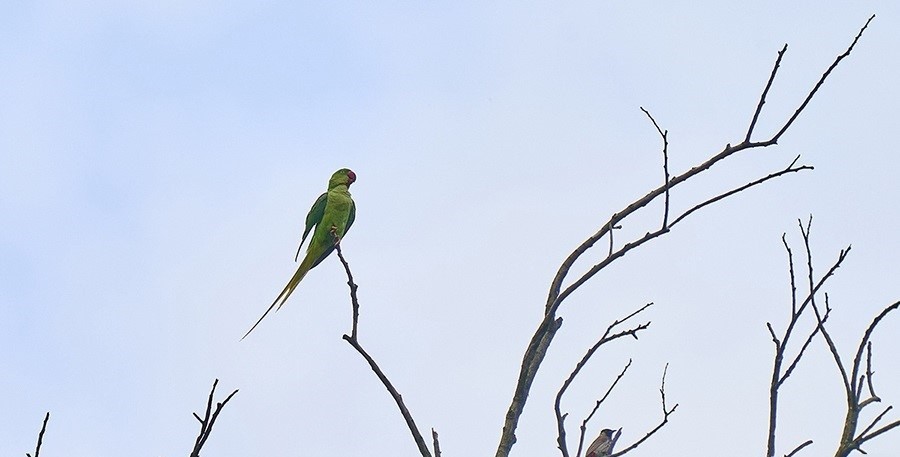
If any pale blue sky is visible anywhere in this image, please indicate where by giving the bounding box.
[2,2,899,456]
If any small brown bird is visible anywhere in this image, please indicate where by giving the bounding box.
[585,428,615,457]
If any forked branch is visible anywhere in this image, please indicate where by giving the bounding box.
[766,224,848,457]
[555,303,653,457]
[496,16,875,457]
[608,365,678,457]
[190,379,238,457]
[765,221,899,457]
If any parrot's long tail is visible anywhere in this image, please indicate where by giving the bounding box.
[241,256,314,340]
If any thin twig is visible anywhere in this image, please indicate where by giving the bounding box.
[865,342,877,399]
[555,304,652,457]
[783,233,798,315]
[26,412,50,457]
[190,379,239,457]
[779,307,828,386]
[496,18,874,456]
[746,44,788,142]
[799,219,852,398]
[555,303,652,456]
[770,15,875,143]
[344,335,433,457]
[856,418,900,446]
[575,361,632,457]
[432,428,442,457]
[640,107,670,229]
[858,406,892,439]
[767,227,849,457]
[333,237,360,340]
[337,246,434,457]
[669,156,811,228]
[851,301,900,402]
[784,439,813,457]
[608,365,678,457]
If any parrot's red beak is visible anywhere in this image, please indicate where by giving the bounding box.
[347,170,356,184]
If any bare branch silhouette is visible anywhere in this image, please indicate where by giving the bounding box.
[555,303,652,457]
[640,107,670,229]
[496,16,875,457]
[832,300,900,457]
[608,365,678,457]
[432,429,442,457]
[764,219,899,457]
[784,440,813,457]
[190,379,238,457]
[25,412,49,457]
[575,362,631,457]
[335,241,437,457]
[765,224,849,457]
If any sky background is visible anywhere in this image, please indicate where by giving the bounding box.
[2,1,899,456]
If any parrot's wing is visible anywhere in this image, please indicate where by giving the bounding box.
[295,192,327,262]
[345,199,356,235]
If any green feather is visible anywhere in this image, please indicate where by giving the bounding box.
[242,168,356,340]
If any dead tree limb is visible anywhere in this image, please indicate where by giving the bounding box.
[25,412,49,457]
[555,303,652,457]
[765,222,849,457]
[830,300,900,457]
[190,379,238,457]
[496,16,874,457]
[608,365,678,457]
[575,362,631,457]
[335,242,438,457]
[765,219,899,457]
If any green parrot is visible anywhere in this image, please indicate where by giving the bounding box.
[242,168,357,340]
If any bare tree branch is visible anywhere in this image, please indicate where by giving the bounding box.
[555,304,652,457]
[342,335,433,457]
[492,16,875,457]
[25,412,49,457]
[574,361,632,457]
[745,44,788,142]
[432,428,442,457]
[335,241,435,457]
[668,155,811,228]
[766,221,899,457]
[190,379,238,457]
[640,107,670,229]
[769,14,875,144]
[864,342,878,400]
[333,228,360,340]
[784,440,813,457]
[851,302,900,401]
[608,365,678,457]
[856,417,900,447]
[858,405,892,439]
[778,308,827,386]
[832,300,900,456]
[766,223,850,457]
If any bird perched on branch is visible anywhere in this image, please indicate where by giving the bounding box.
[242,168,357,340]
[586,428,616,457]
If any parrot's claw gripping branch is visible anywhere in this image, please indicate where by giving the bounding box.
[333,242,441,457]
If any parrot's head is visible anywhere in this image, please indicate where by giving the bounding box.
[329,168,356,189]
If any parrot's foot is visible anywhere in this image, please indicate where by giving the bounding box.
[330,225,341,246]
